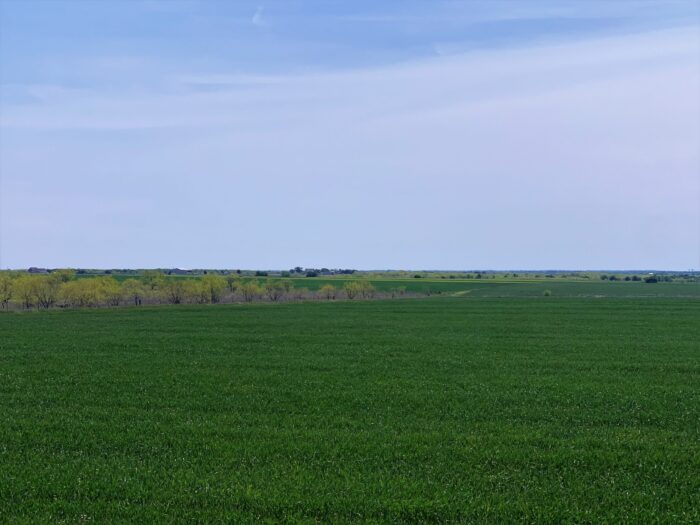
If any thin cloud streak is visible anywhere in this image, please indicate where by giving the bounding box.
[1,27,698,269]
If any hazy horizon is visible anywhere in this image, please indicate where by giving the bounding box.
[7,266,696,274]
[1,1,699,270]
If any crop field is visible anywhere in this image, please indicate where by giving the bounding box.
[286,278,700,297]
[2,287,699,522]
[75,272,700,297]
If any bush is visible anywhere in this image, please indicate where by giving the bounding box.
[543,289,552,297]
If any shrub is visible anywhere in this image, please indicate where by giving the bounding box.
[543,289,552,297]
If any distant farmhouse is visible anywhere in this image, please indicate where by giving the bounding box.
[166,268,191,275]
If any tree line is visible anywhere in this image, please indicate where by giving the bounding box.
[0,270,397,310]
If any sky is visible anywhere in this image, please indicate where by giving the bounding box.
[1,1,699,270]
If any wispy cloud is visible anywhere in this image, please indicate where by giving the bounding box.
[252,5,265,27]
[2,26,698,268]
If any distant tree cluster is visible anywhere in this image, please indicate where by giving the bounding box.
[0,270,388,310]
[289,267,356,277]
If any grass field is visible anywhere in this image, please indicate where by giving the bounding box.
[2,289,699,522]
[75,272,700,297]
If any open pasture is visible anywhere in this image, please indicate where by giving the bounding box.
[2,289,699,522]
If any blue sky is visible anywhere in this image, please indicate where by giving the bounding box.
[1,0,699,270]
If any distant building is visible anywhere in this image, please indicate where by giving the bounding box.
[167,268,191,275]
[27,267,49,274]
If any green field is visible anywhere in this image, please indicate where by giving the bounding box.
[75,272,700,297]
[2,288,699,522]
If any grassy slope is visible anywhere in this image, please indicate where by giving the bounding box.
[1,295,699,522]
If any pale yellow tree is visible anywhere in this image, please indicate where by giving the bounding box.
[201,274,227,303]
[184,279,209,304]
[358,280,376,299]
[13,275,38,309]
[0,273,13,309]
[343,281,360,300]
[143,270,166,291]
[121,278,146,306]
[60,279,102,307]
[319,284,337,300]
[264,280,286,301]
[34,276,60,308]
[226,273,241,293]
[50,268,76,283]
[239,281,261,302]
[98,277,122,306]
[163,279,186,304]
